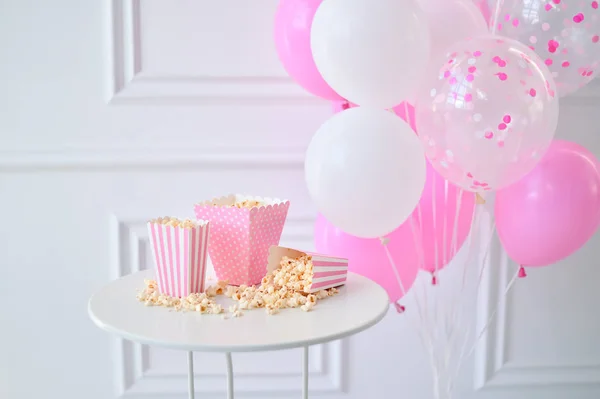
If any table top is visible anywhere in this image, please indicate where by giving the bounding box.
[88,269,389,352]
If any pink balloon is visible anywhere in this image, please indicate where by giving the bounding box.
[314,213,419,303]
[274,0,343,101]
[495,140,600,268]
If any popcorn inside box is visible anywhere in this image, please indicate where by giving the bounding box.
[193,194,290,286]
[266,245,349,293]
[147,217,210,298]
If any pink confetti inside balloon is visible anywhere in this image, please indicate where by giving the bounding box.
[488,0,600,96]
[415,36,559,192]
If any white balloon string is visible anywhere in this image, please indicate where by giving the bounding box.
[443,189,466,382]
[453,211,501,382]
[475,216,497,295]
[409,211,424,272]
[447,188,465,345]
[461,201,482,291]
[439,196,482,394]
[442,180,449,270]
[456,206,489,373]
[451,188,463,266]
[409,216,439,368]
[409,212,429,333]
[409,214,430,316]
[464,265,521,361]
[442,200,484,393]
[420,281,442,399]
[400,213,443,396]
[432,175,439,278]
[379,237,407,298]
[403,101,412,129]
[491,0,505,35]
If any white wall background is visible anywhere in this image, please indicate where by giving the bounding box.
[0,1,598,398]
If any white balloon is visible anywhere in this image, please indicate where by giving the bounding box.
[310,0,430,109]
[305,107,426,238]
[419,0,489,57]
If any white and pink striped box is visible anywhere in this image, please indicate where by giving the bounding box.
[267,246,348,293]
[147,219,210,297]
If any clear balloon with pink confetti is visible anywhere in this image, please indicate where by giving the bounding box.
[415,36,559,192]
[487,0,600,96]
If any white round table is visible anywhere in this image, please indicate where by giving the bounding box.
[88,269,389,399]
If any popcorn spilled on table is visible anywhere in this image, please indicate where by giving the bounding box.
[137,246,344,317]
[137,196,349,318]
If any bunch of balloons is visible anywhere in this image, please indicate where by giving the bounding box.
[274,0,600,303]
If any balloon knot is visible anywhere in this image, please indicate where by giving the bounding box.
[342,101,351,110]
[394,302,406,314]
[379,237,390,246]
[431,274,438,285]
[518,266,527,278]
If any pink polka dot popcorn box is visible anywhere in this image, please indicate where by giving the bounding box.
[267,245,349,293]
[193,195,290,286]
[147,217,210,298]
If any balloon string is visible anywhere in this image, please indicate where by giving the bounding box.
[448,204,482,380]
[401,98,448,397]
[447,210,487,387]
[442,179,449,277]
[452,213,506,381]
[409,212,430,333]
[432,173,439,278]
[379,237,407,300]
[491,0,505,35]
[464,265,521,360]
[403,101,412,129]
[410,216,446,397]
[451,188,463,267]
[446,202,490,390]
[461,199,482,292]
[442,187,466,386]
[475,215,497,296]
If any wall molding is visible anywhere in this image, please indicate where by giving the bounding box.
[108,214,346,397]
[473,211,600,390]
[0,148,305,171]
[104,0,600,106]
[106,0,319,105]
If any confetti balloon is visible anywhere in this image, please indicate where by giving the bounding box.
[416,36,559,192]
[489,0,600,96]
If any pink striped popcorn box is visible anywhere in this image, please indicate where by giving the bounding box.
[194,194,290,286]
[267,246,349,293]
[147,218,210,297]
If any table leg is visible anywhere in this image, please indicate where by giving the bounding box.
[302,346,309,399]
[225,352,234,399]
[187,351,195,399]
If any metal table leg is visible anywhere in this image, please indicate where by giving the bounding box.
[188,351,195,399]
[302,346,309,399]
[187,351,234,399]
[226,352,234,399]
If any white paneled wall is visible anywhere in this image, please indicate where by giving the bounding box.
[0,1,598,398]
